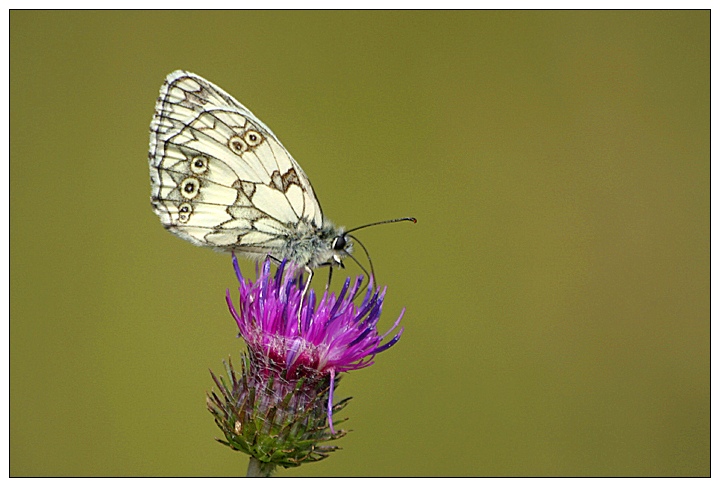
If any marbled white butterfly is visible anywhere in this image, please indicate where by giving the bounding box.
[149,70,414,282]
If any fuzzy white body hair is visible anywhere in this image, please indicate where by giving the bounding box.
[222,219,353,269]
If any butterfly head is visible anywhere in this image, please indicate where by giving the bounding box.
[324,217,417,279]
[330,233,351,268]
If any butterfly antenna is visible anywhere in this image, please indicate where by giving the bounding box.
[347,234,375,286]
[344,217,417,235]
[343,217,416,299]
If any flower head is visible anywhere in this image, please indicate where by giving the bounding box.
[228,257,405,378]
[208,255,405,474]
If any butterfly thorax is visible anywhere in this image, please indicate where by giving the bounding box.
[229,219,352,270]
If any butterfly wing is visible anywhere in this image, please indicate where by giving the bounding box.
[149,70,324,259]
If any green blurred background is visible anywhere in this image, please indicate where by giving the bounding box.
[10,11,709,477]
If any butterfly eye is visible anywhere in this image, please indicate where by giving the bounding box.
[190,156,208,175]
[180,177,200,199]
[244,130,263,147]
[228,135,247,154]
[332,235,347,251]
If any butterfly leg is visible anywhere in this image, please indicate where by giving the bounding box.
[326,265,334,290]
[267,255,283,266]
[297,266,313,334]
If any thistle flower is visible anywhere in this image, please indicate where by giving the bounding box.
[207,255,405,476]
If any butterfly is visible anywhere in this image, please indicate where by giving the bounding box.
[149,70,414,283]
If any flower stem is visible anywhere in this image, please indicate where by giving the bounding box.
[247,457,276,477]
